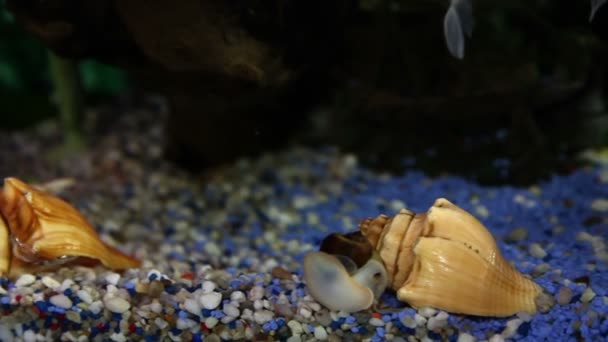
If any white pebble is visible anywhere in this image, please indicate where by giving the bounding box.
[184,298,201,316]
[176,318,195,330]
[154,317,168,329]
[230,291,246,303]
[249,285,265,301]
[400,315,417,329]
[489,334,505,342]
[22,330,37,342]
[205,317,219,329]
[298,306,312,318]
[516,311,533,322]
[240,308,253,321]
[501,318,523,339]
[104,296,131,313]
[308,301,321,311]
[369,317,385,326]
[220,315,236,324]
[66,311,81,324]
[58,279,75,292]
[313,326,328,340]
[581,287,597,303]
[32,292,44,303]
[15,274,36,287]
[41,276,61,290]
[110,332,127,342]
[200,292,222,310]
[89,301,103,314]
[104,273,121,286]
[254,310,274,324]
[223,303,240,317]
[150,300,162,313]
[287,320,304,335]
[457,332,476,342]
[286,336,302,342]
[201,281,216,293]
[77,290,93,304]
[60,332,77,342]
[591,198,608,212]
[253,299,264,310]
[427,311,449,330]
[50,294,73,309]
[418,307,438,318]
[414,313,427,326]
[205,242,222,257]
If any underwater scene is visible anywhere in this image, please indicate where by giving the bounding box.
[0,1,607,341]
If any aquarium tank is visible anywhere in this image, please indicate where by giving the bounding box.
[0,1,606,341]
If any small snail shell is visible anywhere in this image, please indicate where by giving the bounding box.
[360,198,543,317]
[303,251,388,312]
[304,231,389,311]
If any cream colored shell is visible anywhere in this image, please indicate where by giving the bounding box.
[359,198,543,317]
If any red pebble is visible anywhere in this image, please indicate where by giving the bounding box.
[180,272,195,280]
[200,322,210,333]
[372,312,382,319]
[15,295,21,302]
[97,323,106,331]
[129,323,137,333]
[50,323,61,330]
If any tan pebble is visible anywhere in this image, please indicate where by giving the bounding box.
[534,292,554,313]
[271,266,292,280]
[532,263,551,278]
[591,198,608,212]
[147,281,165,297]
[556,286,573,305]
[529,243,547,259]
[504,227,528,243]
[580,288,596,303]
[457,332,476,342]
[135,282,149,294]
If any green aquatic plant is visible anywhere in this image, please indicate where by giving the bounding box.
[0,2,131,130]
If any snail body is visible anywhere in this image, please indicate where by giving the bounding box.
[303,198,544,317]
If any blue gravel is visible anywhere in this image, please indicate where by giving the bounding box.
[0,109,606,341]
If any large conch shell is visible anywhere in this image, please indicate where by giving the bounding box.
[303,198,544,317]
[0,177,140,278]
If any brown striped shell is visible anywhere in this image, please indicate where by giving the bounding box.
[0,177,141,278]
[359,198,543,317]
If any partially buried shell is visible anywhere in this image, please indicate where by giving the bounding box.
[304,198,544,317]
[0,177,140,278]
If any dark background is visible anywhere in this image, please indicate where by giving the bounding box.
[1,0,607,185]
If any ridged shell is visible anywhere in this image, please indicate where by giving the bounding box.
[359,198,543,317]
[0,177,140,277]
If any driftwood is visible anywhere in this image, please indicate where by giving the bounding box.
[6,0,351,168]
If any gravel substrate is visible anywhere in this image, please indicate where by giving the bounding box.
[0,106,606,341]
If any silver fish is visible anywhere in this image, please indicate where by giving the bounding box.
[443,0,474,59]
[591,0,607,21]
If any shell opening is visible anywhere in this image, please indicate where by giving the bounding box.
[351,253,390,300]
[303,251,374,312]
[303,251,389,313]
